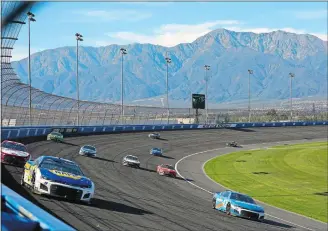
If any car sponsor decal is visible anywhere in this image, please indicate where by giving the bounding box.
[216,202,223,208]
[49,170,82,180]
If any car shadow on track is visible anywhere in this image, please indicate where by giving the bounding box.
[60,141,80,147]
[226,128,256,132]
[175,176,194,182]
[138,167,157,173]
[262,219,293,229]
[91,156,117,163]
[160,155,175,159]
[157,138,168,141]
[91,198,153,215]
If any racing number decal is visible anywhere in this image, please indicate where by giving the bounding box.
[49,170,82,179]
[25,165,36,184]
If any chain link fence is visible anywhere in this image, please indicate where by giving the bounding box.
[1,2,327,127]
[1,104,327,126]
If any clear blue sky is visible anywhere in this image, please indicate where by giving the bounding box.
[12,1,327,61]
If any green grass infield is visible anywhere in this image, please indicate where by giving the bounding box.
[204,141,328,222]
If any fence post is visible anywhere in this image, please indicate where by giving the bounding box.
[52,113,56,125]
[37,112,42,125]
[102,109,108,125]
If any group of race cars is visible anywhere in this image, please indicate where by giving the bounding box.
[1,131,265,221]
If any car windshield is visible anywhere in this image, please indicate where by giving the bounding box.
[127,156,138,161]
[51,132,61,136]
[84,145,95,150]
[1,142,26,152]
[40,158,83,176]
[153,148,160,151]
[164,165,174,170]
[230,193,256,204]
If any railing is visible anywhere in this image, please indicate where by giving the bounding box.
[1,104,327,126]
[1,184,75,231]
[2,121,327,141]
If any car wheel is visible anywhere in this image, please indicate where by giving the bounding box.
[87,198,93,205]
[212,199,216,209]
[20,171,25,186]
[31,173,38,194]
[226,203,231,215]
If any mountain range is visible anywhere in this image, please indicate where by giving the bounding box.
[12,29,328,108]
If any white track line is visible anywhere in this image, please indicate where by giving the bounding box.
[174,144,320,231]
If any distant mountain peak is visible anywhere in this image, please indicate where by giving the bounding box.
[11,28,327,106]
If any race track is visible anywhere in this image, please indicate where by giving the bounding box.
[2,126,327,231]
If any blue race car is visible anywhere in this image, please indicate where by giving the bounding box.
[212,190,265,221]
[150,148,163,156]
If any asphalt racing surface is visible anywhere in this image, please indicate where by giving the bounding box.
[2,126,328,231]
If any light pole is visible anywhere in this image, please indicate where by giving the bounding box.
[204,65,210,124]
[165,53,172,124]
[289,73,295,121]
[248,69,253,122]
[27,12,35,125]
[75,33,83,126]
[120,48,127,118]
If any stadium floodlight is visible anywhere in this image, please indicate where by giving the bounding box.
[247,69,253,122]
[120,48,127,118]
[165,53,172,124]
[75,33,83,126]
[27,11,36,126]
[289,73,295,121]
[204,65,210,124]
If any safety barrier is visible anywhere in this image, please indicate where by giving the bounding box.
[1,184,75,231]
[1,121,327,141]
[0,124,203,140]
[224,121,327,128]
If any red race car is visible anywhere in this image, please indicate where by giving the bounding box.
[157,164,177,178]
[1,140,31,167]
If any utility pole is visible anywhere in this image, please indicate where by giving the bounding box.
[248,69,253,123]
[120,48,127,118]
[204,65,210,124]
[289,73,295,121]
[165,53,172,124]
[27,12,36,125]
[75,33,83,126]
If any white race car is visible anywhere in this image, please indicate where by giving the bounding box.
[148,133,160,139]
[122,155,140,168]
[79,145,97,157]
[21,156,95,204]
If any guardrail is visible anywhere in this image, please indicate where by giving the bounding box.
[1,184,75,231]
[224,121,327,128]
[1,121,327,141]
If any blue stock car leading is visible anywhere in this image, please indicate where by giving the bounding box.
[150,148,163,156]
[212,190,265,221]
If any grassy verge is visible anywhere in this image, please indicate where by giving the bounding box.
[204,141,328,222]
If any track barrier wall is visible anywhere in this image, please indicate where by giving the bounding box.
[1,121,327,141]
[1,184,75,231]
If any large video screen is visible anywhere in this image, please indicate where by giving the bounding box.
[192,94,205,109]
